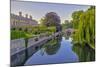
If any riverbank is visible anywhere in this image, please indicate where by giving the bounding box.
[11,32,62,66]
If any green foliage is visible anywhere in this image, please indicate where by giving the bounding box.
[11,25,56,40]
[40,12,61,27]
[62,20,73,30]
[40,18,47,26]
[44,39,60,55]
[47,27,56,33]
[11,30,27,40]
[32,26,56,35]
[72,10,84,29]
[72,43,95,62]
[72,6,95,49]
[40,12,62,32]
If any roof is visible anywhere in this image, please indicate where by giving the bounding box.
[10,13,38,23]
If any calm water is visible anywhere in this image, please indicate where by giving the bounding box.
[24,36,79,65]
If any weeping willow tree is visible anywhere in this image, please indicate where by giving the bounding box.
[72,6,95,49]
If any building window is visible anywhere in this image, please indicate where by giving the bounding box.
[14,21,16,26]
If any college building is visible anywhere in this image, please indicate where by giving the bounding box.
[11,12,38,31]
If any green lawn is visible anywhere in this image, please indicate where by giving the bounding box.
[11,30,33,40]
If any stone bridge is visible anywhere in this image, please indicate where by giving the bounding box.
[63,28,77,36]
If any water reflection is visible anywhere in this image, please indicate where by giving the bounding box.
[72,43,95,62]
[44,36,61,55]
[24,33,95,66]
[24,36,78,65]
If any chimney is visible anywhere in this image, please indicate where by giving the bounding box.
[25,14,28,18]
[30,15,32,20]
[19,11,22,16]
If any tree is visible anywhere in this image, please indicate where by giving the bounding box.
[40,12,62,32]
[72,10,84,29]
[72,6,95,49]
[62,20,73,29]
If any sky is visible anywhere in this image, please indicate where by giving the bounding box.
[11,1,91,24]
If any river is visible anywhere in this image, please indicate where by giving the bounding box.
[24,35,95,66]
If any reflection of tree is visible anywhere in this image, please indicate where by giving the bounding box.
[44,37,61,55]
[72,43,95,62]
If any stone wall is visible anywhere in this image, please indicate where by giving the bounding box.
[11,38,25,55]
[10,37,49,66]
[10,32,62,67]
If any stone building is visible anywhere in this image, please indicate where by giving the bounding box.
[10,12,38,31]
